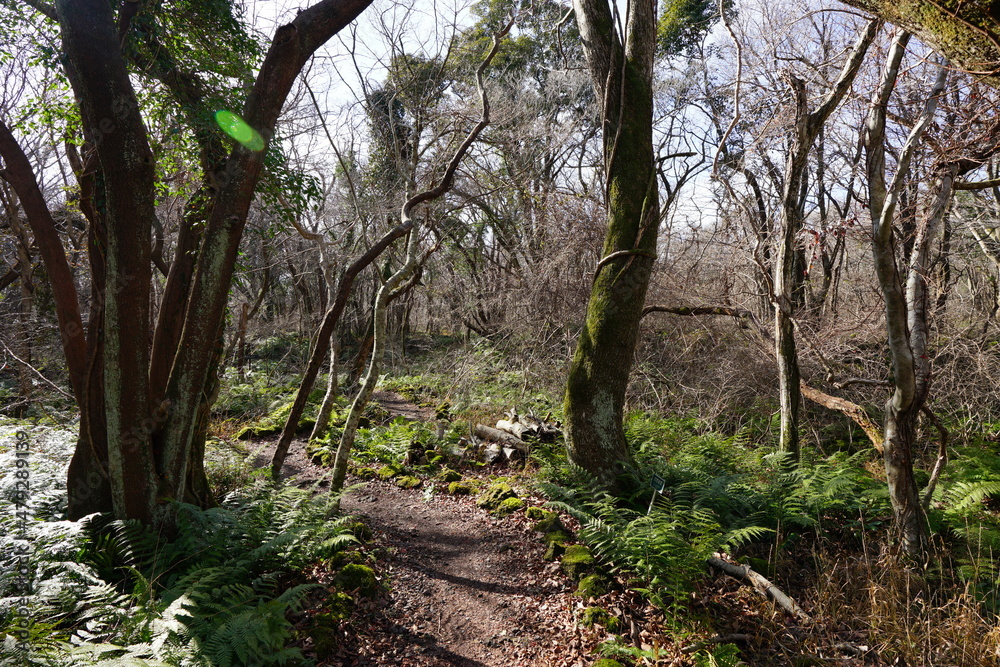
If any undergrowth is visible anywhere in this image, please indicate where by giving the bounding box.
[536,411,1000,665]
[0,424,361,666]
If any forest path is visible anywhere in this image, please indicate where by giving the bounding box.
[258,391,590,666]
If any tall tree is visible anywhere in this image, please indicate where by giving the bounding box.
[564,0,659,486]
[0,0,374,528]
[771,19,878,458]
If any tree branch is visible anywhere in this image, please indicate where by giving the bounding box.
[920,405,949,510]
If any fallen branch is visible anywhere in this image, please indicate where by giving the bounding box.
[473,424,529,452]
[0,336,74,400]
[707,556,812,624]
[640,304,757,324]
[800,381,884,453]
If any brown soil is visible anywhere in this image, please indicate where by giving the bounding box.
[335,481,589,666]
[253,392,597,667]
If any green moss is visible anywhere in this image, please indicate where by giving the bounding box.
[436,468,462,483]
[544,541,566,561]
[544,530,572,545]
[592,660,625,667]
[235,400,315,440]
[525,507,554,521]
[448,481,475,495]
[493,497,525,517]
[575,573,610,597]
[309,591,354,654]
[351,466,378,480]
[377,464,404,480]
[560,544,595,580]
[475,481,517,510]
[327,550,365,570]
[333,564,379,597]
[580,607,620,632]
[395,475,422,489]
[345,521,373,543]
[306,440,335,466]
[532,514,573,544]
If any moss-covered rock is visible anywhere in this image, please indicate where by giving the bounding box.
[560,544,595,580]
[476,482,516,510]
[306,441,335,466]
[377,464,404,480]
[436,468,462,483]
[534,514,573,551]
[493,497,525,517]
[543,529,572,545]
[345,521,373,543]
[575,573,610,598]
[235,401,315,440]
[333,564,379,597]
[579,607,620,632]
[532,515,570,536]
[351,466,378,480]
[395,475,422,489]
[448,481,475,495]
[308,591,354,654]
[525,507,554,521]
[543,540,566,562]
[327,549,366,570]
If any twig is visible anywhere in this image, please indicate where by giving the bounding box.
[707,556,812,623]
[920,405,949,510]
[0,337,73,400]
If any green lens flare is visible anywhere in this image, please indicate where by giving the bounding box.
[214,110,265,151]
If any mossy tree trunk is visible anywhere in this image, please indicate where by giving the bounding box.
[838,0,1000,85]
[562,0,659,487]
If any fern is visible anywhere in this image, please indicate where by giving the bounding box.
[3,458,360,666]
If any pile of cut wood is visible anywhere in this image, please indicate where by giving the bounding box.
[472,408,561,461]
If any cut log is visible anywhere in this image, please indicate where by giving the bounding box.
[495,419,530,439]
[474,424,529,452]
[707,556,812,623]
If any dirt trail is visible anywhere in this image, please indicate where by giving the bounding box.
[256,391,590,666]
[339,480,584,666]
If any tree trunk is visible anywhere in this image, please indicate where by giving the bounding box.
[772,23,878,459]
[17,0,377,528]
[883,401,926,554]
[310,342,340,441]
[564,0,658,488]
[863,31,947,556]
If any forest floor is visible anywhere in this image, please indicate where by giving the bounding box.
[255,391,601,666]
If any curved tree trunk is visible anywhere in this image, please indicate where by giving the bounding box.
[2,0,376,528]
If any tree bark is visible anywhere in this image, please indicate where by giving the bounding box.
[772,21,878,460]
[838,0,1000,85]
[57,0,159,524]
[3,0,375,527]
[563,0,658,488]
[863,30,948,556]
